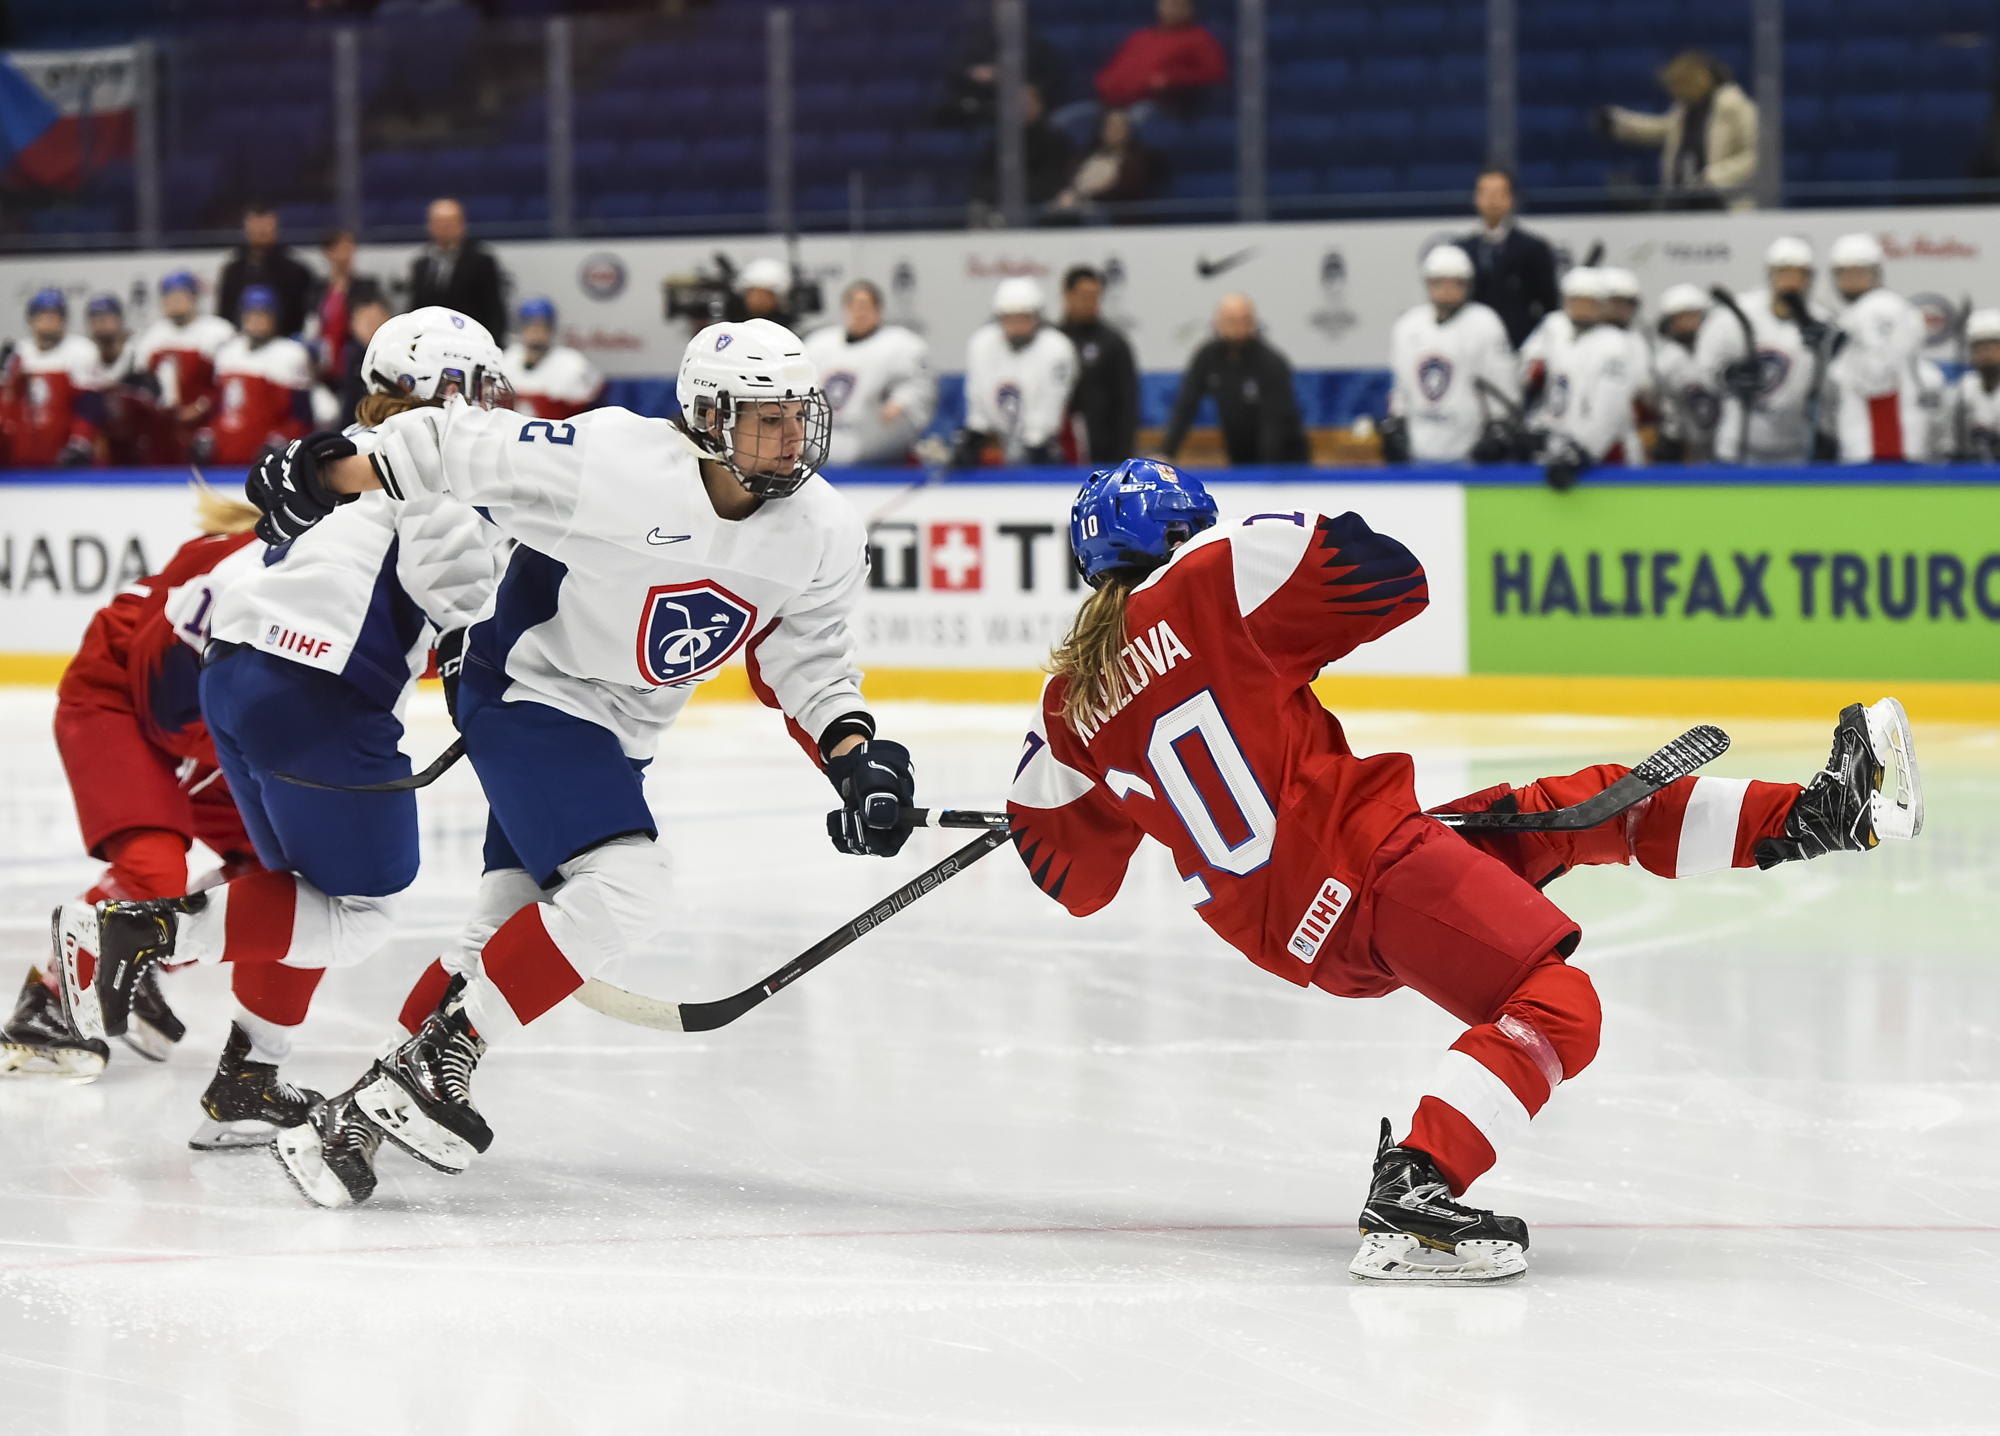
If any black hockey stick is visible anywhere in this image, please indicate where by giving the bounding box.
[1709,284,1759,463]
[1774,291,1842,464]
[1434,724,1730,832]
[573,808,1012,1033]
[274,738,467,793]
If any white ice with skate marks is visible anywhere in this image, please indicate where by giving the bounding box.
[0,689,1995,1432]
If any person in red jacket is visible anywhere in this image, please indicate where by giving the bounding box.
[1094,0,1229,114]
[1007,460,1924,1282]
[3,492,323,1140]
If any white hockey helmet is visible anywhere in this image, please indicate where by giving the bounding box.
[1560,266,1609,300]
[1421,244,1474,281]
[1829,232,1885,270]
[993,276,1045,315]
[676,318,830,498]
[1600,267,1641,300]
[361,306,512,410]
[1764,235,1815,269]
[1966,308,2000,345]
[1658,282,1711,317]
[736,257,790,294]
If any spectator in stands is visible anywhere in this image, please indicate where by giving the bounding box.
[203,286,313,465]
[336,282,391,428]
[804,279,935,465]
[309,228,368,390]
[1052,109,1166,216]
[1455,169,1562,350]
[1095,0,1229,118]
[974,84,1076,220]
[1159,293,1308,465]
[406,197,507,341]
[217,204,313,337]
[1058,265,1140,463]
[1595,51,1759,211]
[936,13,1070,128]
[504,298,606,422]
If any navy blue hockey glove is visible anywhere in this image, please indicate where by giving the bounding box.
[825,739,916,857]
[436,627,467,727]
[246,430,359,544]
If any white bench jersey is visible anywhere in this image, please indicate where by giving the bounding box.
[1829,287,1930,463]
[1387,299,1518,461]
[1693,288,1830,464]
[804,322,935,465]
[964,322,1077,461]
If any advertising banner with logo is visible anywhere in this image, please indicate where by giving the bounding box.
[1467,484,2000,682]
[0,482,198,656]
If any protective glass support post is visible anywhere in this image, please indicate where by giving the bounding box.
[768,7,795,237]
[1753,0,1784,209]
[334,27,362,237]
[133,39,160,248]
[546,15,574,239]
[1486,0,1517,175]
[995,0,1027,228]
[1237,0,1267,222]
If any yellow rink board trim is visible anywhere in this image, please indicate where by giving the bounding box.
[6,655,1996,723]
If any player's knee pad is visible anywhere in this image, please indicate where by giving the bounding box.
[453,867,545,978]
[1499,959,1601,1080]
[540,835,673,980]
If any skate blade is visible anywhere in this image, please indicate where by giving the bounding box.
[120,1017,179,1064]
[0,1041,107,1084]
[1865,697,1923,841]
[1349,1232,1527,1284]
[52,903,106,1044]
[190,1116,286,1152]
[356,1070,478,1174]
[272,1122,360,1208]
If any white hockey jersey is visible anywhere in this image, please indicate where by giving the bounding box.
[964,322,1077,462]
[502,342,604,422]
[82,336,141,389]
[1693,289,1830,465]
[134,314,235,410]
[357,402,870,759]
[1543,323,1645,465]
[210,488,502,714]
[1828,287,1929,463]
[1518,310,1573,391]
[1653,337,1720,461]
[1386,300,1519,461]
[1949,369,2000,460]
[804,322,936,465]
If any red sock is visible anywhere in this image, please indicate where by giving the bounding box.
[397,958,453,1034]
[481,905,582,1025]
[218,870,299,963]
[230,960,325,1027]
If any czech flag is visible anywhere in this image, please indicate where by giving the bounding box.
[0,45,138,191]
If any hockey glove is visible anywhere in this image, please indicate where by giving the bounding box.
[436,627,467,727]
[1377,413,1411,464]
[1470,419,1525,465]
[1022,440,1066,466]
[1720,357,1764,403]
[949,428,993,469]
[825,739,916,858]
[1652,432,1687,465]
[246,430,359,544]
[1541,434,1589,492]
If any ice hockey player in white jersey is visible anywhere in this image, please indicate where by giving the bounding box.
[233,316,918,1207]
[1538,268,1643,483]
[804,278,936,464]
[1694,236,1834,465]
[1949,308,2000,461]
[1382,245,1520,463]
[502,298,603,422]
[1518,266,1601,416]
[1824,233,1930,463]
[1599,267,1658,418]
[1652,283,1719,463]
[956,277,1078,466]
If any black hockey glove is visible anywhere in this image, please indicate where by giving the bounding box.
[1470,419,1525,465]
[949,428,993,468]
[1377,413,1410,464]
[1720,357,1764,403]
[436,626,467,727]
[246,430,359,544]
[1652,432,1687,465]
[1022,439,1066,466]
[1541,434,1589,492]
[825,739,916,858]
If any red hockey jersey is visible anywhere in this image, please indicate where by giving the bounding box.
[1,335,101,466]
[206,334,313,464]
[1006,510,1431,996]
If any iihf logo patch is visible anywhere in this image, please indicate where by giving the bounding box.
[1417,354,1454,402]
[823,370,857,411]
[635,581,757,686]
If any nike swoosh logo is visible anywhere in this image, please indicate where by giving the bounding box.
[1196,247,1256,279]
[646,530,692,546]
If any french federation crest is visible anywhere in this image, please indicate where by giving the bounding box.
[1755,347,1790,395]
[1417,354,1454,402]
[635,581,757,686]
[823,370,857,411]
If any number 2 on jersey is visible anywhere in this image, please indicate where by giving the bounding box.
[518,420,576,445]
[1145,689,1275,876]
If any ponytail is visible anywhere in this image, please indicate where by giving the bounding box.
[190,478,260,535]
[1049,576,1135,736]
[354,392,436,428]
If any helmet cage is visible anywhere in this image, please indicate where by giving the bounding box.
[687,385,831,499]
[368,357,514,413]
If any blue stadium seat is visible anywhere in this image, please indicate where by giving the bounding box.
[688,136,761,184]
[1586,47,1662,103]
[1602,0,1684,48]
[363,196,427,230]
[502,96,548,144]
[1166,172,1235,203]
[1348,109,1416,162]
[1435,53,1487,94]
[1269,114,1342,166]
[460,195,516,226]
[1785,96,1825,147]
[1414,106,1485,162]
[429,147,492,193]
[1516,160,1563,190]
[718,188,769,221]
[1519,50,1587,91]
[276,201,336,234]
[900,129,978,163]
[796,81,852,118]
[1268,167,1319,196]
[830,130,896,166]
[1377,7,1449,53]
[363,151,424,196]
[1786,0,1838,36]
[1353,57,1430,104]
[1326,165,1398,193]
[495,144,546,178]
[1912,38,1993,90]
[798,183,852,215]
[1521,3,1600,46]
[1786,40,1831,94]
[1818,149,1900,182]
[1833,94,1912,141]
[587,191,656,222]
[1300,8,1371,51]
[1911,90,1990,145]
[1557,160,1610,188]
[574,140,621,190]
[852,79,927,119]
[626,138,690,175]
[1784,151,1818,183]
[1406,162,1479,193]
[658,189,724,218]
[1832,39,1912,91]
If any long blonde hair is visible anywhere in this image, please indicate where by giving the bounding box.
[191,478,261,535]
[354,391,436,428]
[1049,577,1134,736]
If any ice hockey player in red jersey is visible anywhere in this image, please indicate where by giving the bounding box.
[134,270,237,461]
[203,285,313,464]
[1007,459,1924,1282]
[0,288,101,467]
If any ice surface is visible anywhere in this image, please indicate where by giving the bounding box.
[1,688,1996,1434]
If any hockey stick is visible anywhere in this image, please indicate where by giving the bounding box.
[1708,285,1758,464]
[573,807,1012,1033]
[1434,724,1730,832]
[274,738,467,793]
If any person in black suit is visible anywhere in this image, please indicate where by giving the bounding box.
[1059,264,1140,463]
[216,204,315,337]
[1455,169,1562,351]
[405,198,508,342]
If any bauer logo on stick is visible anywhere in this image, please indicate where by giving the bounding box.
[635,581,757,686]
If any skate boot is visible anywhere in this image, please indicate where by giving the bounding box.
[189,1023,324,1151]
[1756,697,1923,869]
[121,966,186,1063]
[1350,1119,1530,1284]
[354,983,491,1173]
[273,1086,384,1208]
[52,893,206,1041]
[0,967,110,1082]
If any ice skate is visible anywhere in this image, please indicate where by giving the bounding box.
[189,1022,323,1151]
[121,966,186,1063]
[1757,697,1923,868]
[1,967,110,1082]
[355,985,491,1174]
[50,898,104,1042]
[53,894,205,1041]
[1349,1119,1529,1284]
[273,1086,384,1208]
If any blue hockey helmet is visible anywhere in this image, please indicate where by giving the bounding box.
[1069,458,1218,589]
[160,270,199,296]
[240,284,277,313]
[27,287,66,317]
[86,292,122,319]
[519,296,557,326]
